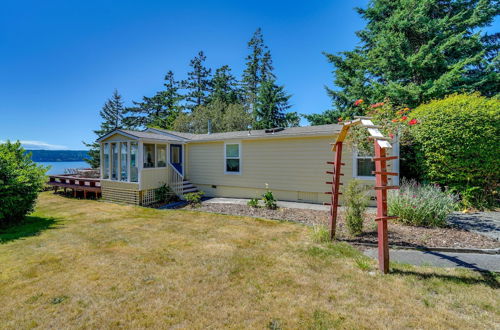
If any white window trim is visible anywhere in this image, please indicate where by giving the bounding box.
[352,149,375,180]
[224,141,242,175]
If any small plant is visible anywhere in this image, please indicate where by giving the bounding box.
[311,225,330,243]
[262,184,277,210]
[155,184,172,203]
[184,191,204,207]
[247,198,260,208]
[343,179,368,236]
[388,179,459,227]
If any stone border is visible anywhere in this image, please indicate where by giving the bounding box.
[349,241,500,255]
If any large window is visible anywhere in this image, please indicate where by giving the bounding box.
[354,149,375,179]
[111,143,118,180]
[157,145,167,167]
[143,144,155,168]
[225,143,241,174]
[103,143,109,179]
[130,143,138,182]
[120,142,128,181]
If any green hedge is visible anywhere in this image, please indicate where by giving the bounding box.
[0,141,48,224]
[410,93,499,208]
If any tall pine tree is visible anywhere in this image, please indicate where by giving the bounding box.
[254,80,296,129]
[208,65,242,104]
[242,28,276,111]
[308,0,499,124]
[126,71,183,129]
[84,90,127,168]
[185,51,212,111]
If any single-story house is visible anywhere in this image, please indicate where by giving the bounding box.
[96,124,399,206]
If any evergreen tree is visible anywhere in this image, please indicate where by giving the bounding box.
[209,65,242,104]
[126,71,183,129]
[185,51,212,111]
[242,28,276,111]
[84,90,127,168]
[254,80,297,129]
[172,99,251,134]
[313,0,499,123]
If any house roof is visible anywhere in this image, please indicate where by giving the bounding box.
[97,124,342,143]
[147,124,342,142]
[96,129,184,143]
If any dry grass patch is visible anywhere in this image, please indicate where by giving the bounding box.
[0,192,498,329]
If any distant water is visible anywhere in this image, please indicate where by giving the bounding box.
[38,161,90,175]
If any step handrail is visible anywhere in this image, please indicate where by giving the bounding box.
[168,163,184,197]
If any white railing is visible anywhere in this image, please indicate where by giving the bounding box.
[168,164,184,197]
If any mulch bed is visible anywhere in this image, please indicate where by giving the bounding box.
[188,203,500,250]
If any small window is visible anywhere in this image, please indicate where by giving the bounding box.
[143,144,155,168]
[120,142,128,181]
[354,149,375,179]
[103,143,109,179]
[157,145,167,167]
[225,143,241,174]
[130,143,138,182]
[111,143,118,180]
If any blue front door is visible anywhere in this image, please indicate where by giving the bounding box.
[170,144,183,175]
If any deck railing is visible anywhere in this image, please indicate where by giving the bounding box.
[168,164,184,197]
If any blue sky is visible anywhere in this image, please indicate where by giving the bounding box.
[0,1,497,150]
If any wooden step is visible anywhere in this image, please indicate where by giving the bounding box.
[375,216,399,221]
[372,171,398,176]
[374,186,399,190]
[372,156,398,162]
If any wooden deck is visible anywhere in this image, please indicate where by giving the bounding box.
[48,175,101,199]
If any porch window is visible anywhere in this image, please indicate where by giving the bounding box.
[225,143,241,174]
[120,142,128,181]
[103,143,109,179]
[353,149,375,179]
[111,143,118,180]
[130,143,138,182]
[143,144,155,168]
[157,144,167,167]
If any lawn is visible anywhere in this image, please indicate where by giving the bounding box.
[0,192,498,329]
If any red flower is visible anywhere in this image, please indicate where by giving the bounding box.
[401,116,408,121]
[338,117,343,122]
[389,133,394,139]
[408,119,418,126]
[370,102,384,108]
[391,119,398,123]
[354,99,364,106]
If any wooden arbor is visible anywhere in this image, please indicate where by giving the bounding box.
[326,117,399,274]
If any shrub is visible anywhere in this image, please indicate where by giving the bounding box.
[262,185,277,210]
[247,198,260,208]
[155,183,173,203]
[409,93,500,209]
[343,179,368,236]
[388,179,459,227]
[0,141,48,225]
[184,191,204,207]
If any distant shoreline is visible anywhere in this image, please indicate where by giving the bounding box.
[27,150,89,162]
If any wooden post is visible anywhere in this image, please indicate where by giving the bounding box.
[329,141,343,240]
[374,142,389,274]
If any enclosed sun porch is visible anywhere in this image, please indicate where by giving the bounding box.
[97,130,186,205]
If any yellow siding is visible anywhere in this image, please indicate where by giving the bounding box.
[141,168,168,190]
[187,136,390,204]
[101,133,135,142]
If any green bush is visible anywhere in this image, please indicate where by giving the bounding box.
[388,179,459,227]
[343,179,368,236]
[155,183,173,203]
[184,191,204,207]
[410,93,500,209]
[0,141,48,225]
[247,198,260,208]
[311,225,330,243]
[262,186,277,210]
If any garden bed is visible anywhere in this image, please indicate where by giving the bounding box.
[191,203,500,249]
